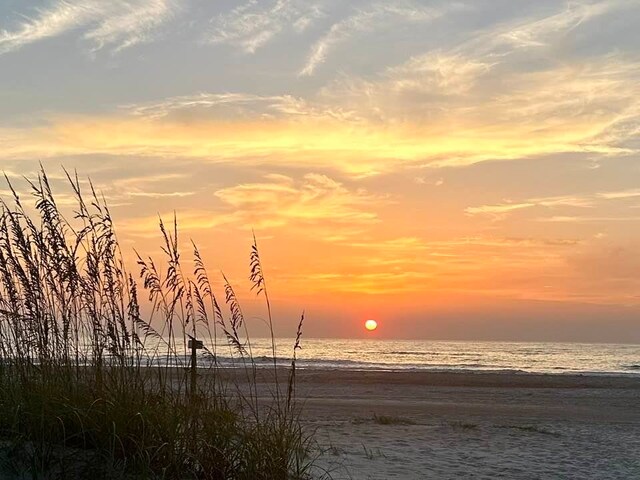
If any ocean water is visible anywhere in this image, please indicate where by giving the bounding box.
[179,338,640,376]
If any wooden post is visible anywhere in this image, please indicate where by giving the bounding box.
[188,337,203,402]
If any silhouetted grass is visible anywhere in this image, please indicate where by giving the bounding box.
[0,167,316,479]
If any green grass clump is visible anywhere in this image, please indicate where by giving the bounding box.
[0,168,314,479]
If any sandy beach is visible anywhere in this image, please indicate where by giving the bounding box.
[285,370,640,479]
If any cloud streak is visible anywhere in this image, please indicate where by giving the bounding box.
[466,195,595,217]
[299,2,448,76]
[207,0,323,53]
[0,0,178,55]
[113,172,383,241]
[121,92,357,122]
[214,173,382,228]
[465,190,640,221]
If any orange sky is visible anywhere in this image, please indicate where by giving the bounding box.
[2,0,640,341]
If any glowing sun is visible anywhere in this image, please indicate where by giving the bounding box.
[365,319,378,331]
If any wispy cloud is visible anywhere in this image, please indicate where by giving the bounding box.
[2,1,638,176]
[598,188,640,200]
[299,2,449,76]
[277,233,583,295]
[0,0,178,55]
[465,202,536,218]
[466,195,595,220]
[387,52,494,96]
[122,92,358,122]
[4,1,640,315]
[313,2,640,167]
[83,0,179,53]
[539,216,640,223]
[494,1,615,50]
[207,0,323,53]
[467,186,640,223]
[115,172,384,239]
[214,173,382,228]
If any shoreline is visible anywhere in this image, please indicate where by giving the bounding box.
[214,359,640,377]
[205,365,640,389]
[289,368,640,388]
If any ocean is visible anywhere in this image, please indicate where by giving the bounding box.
[177,338,640,376]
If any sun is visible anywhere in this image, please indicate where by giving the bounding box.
[365,319,378,331]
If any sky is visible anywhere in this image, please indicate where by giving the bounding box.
[1,0,640,342]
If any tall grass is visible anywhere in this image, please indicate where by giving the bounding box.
[0,168,314,479]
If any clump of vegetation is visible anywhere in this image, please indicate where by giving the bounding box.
[361,444,386,460]
[372,414,416,426]
[448,421,479,430]
[499,425,560,436]
[354,414,414,426]
[0,168,314,479]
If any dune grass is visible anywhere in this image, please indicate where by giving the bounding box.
[0,168,315,479]
[371,415,416,426]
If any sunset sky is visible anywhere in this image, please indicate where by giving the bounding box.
[2,0,640,341]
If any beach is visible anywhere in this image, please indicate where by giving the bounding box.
[286,370,640,479]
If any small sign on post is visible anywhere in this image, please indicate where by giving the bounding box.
[188,339,204,350]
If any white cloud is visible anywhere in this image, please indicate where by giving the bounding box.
[2,0,639,177]
[207,0,323,53]
[465,202,536,218]
[299,2,448,76]
[598,188,640,200]
[466,195,595,220]
[122,92,358,122]
[387,52,494,96]
[0,0,178,55]
[539,216,640,223]
[467,188,640,222]
[495,1,615,50]
[0,2,89,54]
[83,0,179,53]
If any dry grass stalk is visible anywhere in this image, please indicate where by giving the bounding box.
[0,168,317,479]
